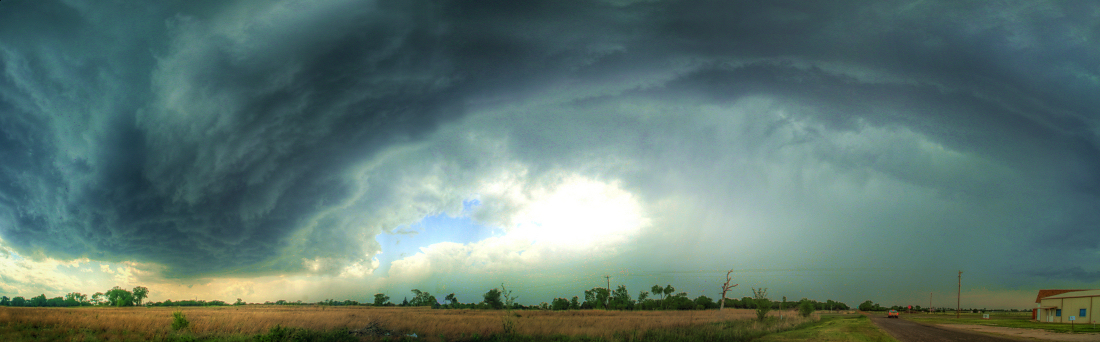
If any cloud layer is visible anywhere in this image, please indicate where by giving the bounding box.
[1,0,1098,306]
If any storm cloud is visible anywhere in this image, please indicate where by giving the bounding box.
[1,0,1098,305]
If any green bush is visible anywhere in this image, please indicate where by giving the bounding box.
[799,300,815,317]
[752,288,771,321]
[253,324,357,342]
[171,311,190,331]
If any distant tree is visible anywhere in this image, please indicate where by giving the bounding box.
[584,287,610,309]
[858,300,875,311]
[65,292,87,306]
[445,293,457,306]
[662,292,694,310]
[409,290,421,304]
[719,270,738,311]
[609,285,634,310]
[91,292,105,306]
[570,296,580,310]
[235,298,245,305]
[551,298,570,310]
[695,295,716,310]
[30,294,47,307]
[799,299,815,317]
[275,300,287,305]
[132,286,149,306]
[400,297,409,306]
[651,285,664,300]
[0,296,8,306]
[106,287,134,307]
[752,288,770,321]
[409,289,437,307]
[483,288,503,310]
[410,290,423,306]
[662,285,675,309]
[12,296,26,307]
[583,289,597,309]
[47,297,65,307]
[373,294,390,306]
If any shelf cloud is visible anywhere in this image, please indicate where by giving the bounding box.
[1,0,1097,306]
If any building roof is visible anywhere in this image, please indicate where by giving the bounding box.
[1035,289,1092,303]
[1043,290,1100,300]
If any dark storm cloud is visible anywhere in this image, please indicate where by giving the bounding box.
[1029,266,1100,283]
[0,0,1097,286]
[0,0,649,278]
[1,0,468,277]
[664,62,1100,197]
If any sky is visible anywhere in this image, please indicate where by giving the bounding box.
[0,0,1098,310]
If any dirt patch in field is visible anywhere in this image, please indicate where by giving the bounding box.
[942,324,1100,341]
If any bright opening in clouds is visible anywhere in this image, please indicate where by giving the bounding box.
[501,176,646,249]
[1,0,1098,309]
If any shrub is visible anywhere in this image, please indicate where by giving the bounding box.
[171,311,189,331]
[256,324,356,342]
[799,300,815,317]
[752,288,771,321]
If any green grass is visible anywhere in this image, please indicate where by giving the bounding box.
[904,312,1100,334]
[754,314,898,342]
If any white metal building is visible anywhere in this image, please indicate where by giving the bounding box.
[1037,289,1100,323]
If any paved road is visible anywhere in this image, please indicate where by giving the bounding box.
[867,314,1026,342]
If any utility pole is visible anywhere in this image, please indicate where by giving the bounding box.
[929,292,933,314]
[957,271,962,319]
[604,275,611,308]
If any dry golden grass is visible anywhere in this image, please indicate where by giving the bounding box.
[0,305,814,341]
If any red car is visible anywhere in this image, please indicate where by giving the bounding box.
[888,310,900,318]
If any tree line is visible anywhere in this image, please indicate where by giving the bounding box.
[0,286,239,308]
[0,286,148,307]
[1,282,853,313]
[363,283,850,312]
[857,300,1021,313]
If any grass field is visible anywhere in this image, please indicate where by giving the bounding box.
[903,311,1100,334]
[0,306,820,341]
[755,314,898,342]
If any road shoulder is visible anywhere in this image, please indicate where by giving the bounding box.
[866,313,1028,342]
[937,324,1100,342]
[757,314,897,342]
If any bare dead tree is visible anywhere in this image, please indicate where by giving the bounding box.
[719,269,738,311]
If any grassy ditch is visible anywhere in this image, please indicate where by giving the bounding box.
[755,314,897,342]
[904,312,1100,334]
